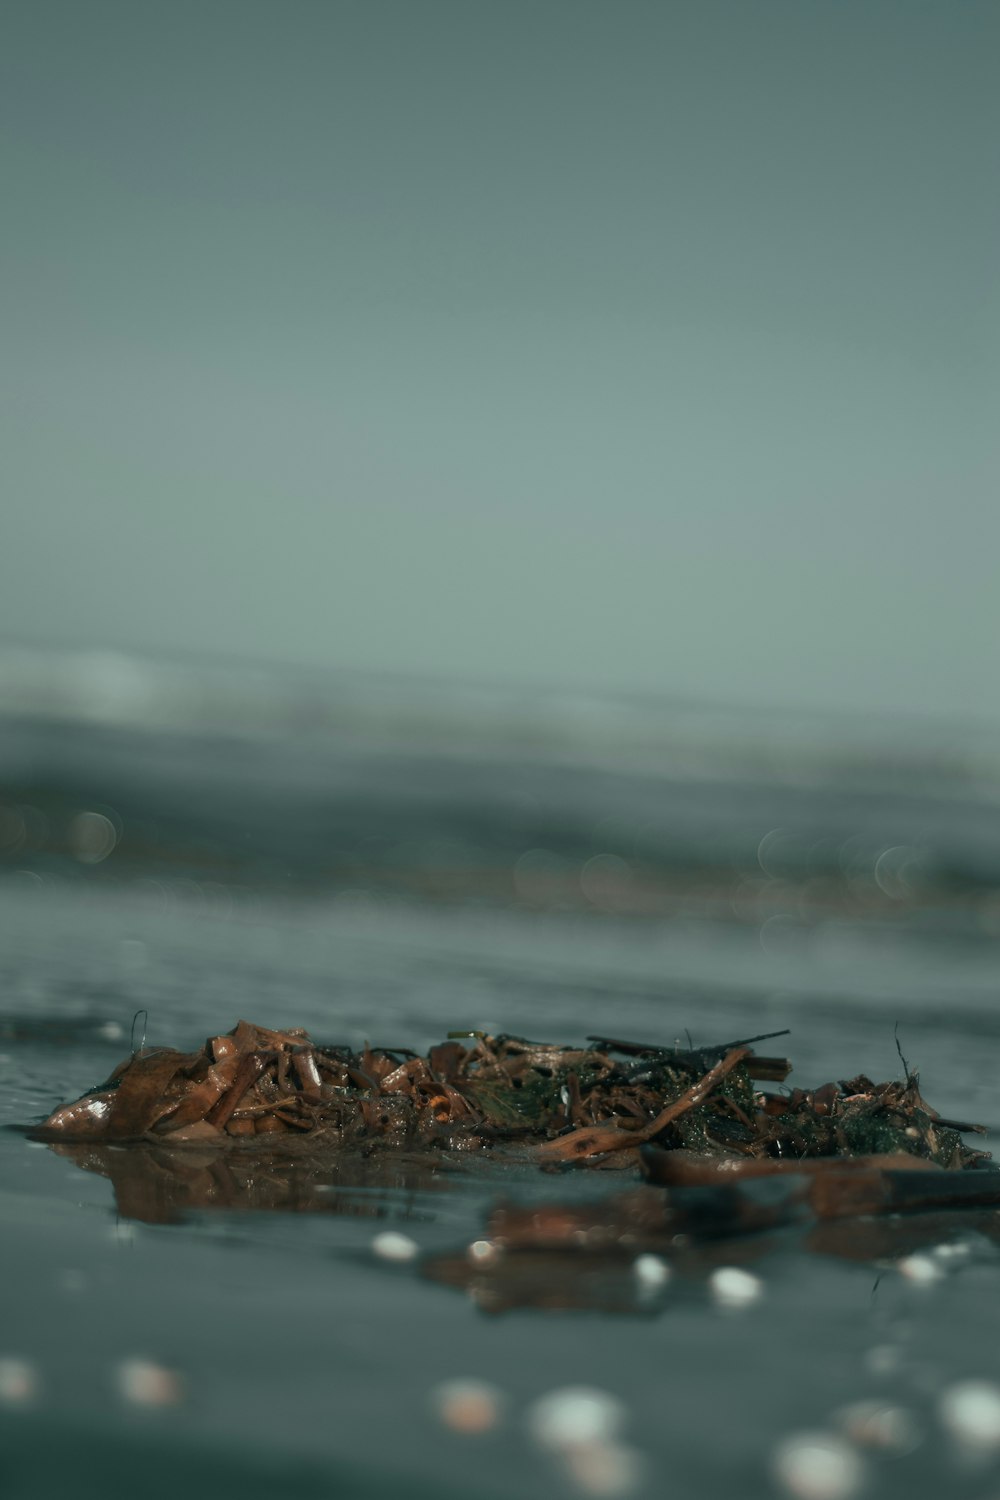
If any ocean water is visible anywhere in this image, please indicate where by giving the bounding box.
[2,652,1000,1500]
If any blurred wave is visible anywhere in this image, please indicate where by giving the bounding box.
[1,644,999,941]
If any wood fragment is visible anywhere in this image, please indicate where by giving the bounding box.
[205,1053,266,1129]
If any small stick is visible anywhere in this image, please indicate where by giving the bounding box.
[935,1117,988,1135]
[586,1029,789,1055]
[894,1023,915,1085]
[291,1046,324,1100]
[205,1054,265,1130]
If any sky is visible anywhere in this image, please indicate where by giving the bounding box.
[2,0,997,724]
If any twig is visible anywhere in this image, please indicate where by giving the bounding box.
[130,1009,148,1058]
[894,1023,915,1085]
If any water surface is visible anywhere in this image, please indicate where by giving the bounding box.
[2,662,999,1499]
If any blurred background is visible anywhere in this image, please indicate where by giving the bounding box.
[2,0,997,716]
[1,4,999,1499]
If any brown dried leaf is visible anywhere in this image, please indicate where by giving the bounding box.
[107,1051,193,1139]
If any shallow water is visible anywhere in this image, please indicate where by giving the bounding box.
[2,672,1000,1499]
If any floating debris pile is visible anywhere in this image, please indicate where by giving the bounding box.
[35,1018,988,1174]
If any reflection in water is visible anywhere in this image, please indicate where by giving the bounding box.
[427,1209,1000,1315]
[46,1137,455,1225]
[44,1136,1000,1315]
[423,1186,1000,1313]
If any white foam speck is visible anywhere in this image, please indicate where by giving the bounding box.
[633,1254,671,1290]
[527,1387,626,1450]
[709,1265,763,1310]
[467,1239,499,1265]
[931,1240,971,1263]
[772,1432,865,1500]
[939,1380,1000,1452]
[898,1254,943,1286]
[371,1230,419,1263]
